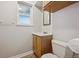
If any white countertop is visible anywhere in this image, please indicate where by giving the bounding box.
[32,32,52,36]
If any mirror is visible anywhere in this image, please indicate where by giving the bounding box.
[43,11,51,25]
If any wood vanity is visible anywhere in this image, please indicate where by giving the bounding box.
[32,33,52,57]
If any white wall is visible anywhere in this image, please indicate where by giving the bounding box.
[0,1,42,57]
[33,6,42,32]
[52,2,79,42]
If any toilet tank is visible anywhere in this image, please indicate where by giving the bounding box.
[52,40,73,58]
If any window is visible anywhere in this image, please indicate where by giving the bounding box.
[17,2,33,26]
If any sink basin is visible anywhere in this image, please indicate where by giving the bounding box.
[32,32,52,36]
[67,38,79,54]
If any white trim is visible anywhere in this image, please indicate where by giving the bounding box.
[16,24,34,27]
[10,50,33,58]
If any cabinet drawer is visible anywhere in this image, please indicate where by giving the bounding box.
[42,35,52,40]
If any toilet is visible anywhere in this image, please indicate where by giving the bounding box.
[41,40,73,58]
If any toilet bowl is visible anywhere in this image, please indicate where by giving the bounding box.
[41,40,73,58]
[41,53,58,58]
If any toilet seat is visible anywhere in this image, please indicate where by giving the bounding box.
[41,53,58,58]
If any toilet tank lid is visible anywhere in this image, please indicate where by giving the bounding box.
[53,40,67,47]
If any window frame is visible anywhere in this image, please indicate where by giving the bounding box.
[16,1,33,27]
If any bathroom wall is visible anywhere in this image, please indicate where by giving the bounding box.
[50,2,79,57]
[0,1,42,57]
[52,2,79,42]
[33,6,42,32]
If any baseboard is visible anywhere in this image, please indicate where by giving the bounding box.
[10,50,33,58]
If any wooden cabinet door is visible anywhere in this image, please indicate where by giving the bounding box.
[41,36,52,55]
[33,35,37,55]
[36,36,41,57]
